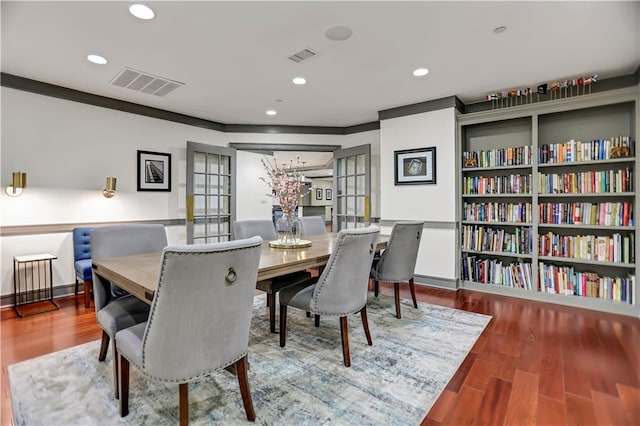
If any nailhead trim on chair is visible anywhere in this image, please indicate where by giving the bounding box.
[137,245,259,382]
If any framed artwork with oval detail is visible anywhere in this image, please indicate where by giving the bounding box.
[394,147,436,185]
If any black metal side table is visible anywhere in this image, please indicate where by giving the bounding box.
[13,253,60,317]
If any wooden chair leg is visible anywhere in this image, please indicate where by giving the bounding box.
[119,355,130,417]
[74,278,79,295]
[268,293,276,333]
[314,314,320,327]
[112,341,120,399]
[340,316,350,367]
[179,383,188,426]
[374,280,379,297]
[306,311,311,317]
[394,282,401,319]
[98,330,109,361]
[83,281,92,308]
[360,307,373,346]
[235,355,256,422]
[409,278,418,309]
[279,304,287,347]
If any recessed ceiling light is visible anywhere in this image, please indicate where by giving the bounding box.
[413,68,429,77]
[292,77,306,85]
[493,26,507,34]
[266,109,277,116]
[87,54,108,65]
[129,4,155,20]
[325,26,353,41]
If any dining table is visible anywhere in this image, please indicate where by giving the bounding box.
[92,232,389,304]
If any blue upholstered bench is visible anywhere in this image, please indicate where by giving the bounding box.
[73,227,93,308]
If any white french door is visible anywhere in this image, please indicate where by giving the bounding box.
[186,141,236,243]
[333,144,371,231]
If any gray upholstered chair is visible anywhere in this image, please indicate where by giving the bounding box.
[91,224,167,398]
[233,219,311,333]
[279,226,380,367]
[370,221,423,318]
[299,215,327,237]
[115,237,263,424]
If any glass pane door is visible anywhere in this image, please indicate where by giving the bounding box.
[187,142,236,243]
[333,144,370,231]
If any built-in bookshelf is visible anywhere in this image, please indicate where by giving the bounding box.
[457,87,639,316]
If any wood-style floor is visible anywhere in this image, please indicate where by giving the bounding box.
[1,284,639,425]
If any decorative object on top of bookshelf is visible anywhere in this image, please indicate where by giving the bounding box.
[485,74,598,109]
[137,150,171,191]
[315,188,323,200]
[394,147,436,185]
[325,188,332,200]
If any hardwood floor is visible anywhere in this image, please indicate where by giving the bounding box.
[1,285,639,425]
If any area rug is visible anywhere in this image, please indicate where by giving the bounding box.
[9,293,491,425]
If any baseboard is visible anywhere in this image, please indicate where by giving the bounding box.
[414,274,457,290]
[0,283,80,309]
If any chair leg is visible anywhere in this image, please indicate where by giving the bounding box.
[306,311,311,317]
[179,383,188,426]
[360,307,373,346]
[268,292,277,333]
[374,280,379,297]
[119,355,130,417]
[83,281,92,308]
[394,282,401,319]
[409,278,418,309]
[99,330,109,361]
[340,316,351,367]
[235,355,256,422]
[74,278,79,295]
[112,341,120,399]
[279,304,287,348]
[314,314,320,327]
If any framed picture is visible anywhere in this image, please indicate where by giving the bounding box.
[394,147,436,185]
[315,188,323,200]
[137,150,171,191]
[325,188,332,200]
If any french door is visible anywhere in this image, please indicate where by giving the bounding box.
[186,141,236,243]
[333,144,371,231]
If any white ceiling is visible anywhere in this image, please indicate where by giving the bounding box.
[1,1,639,129]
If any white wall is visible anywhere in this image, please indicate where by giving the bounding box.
[0,88,365,299]
[379,108,457,282]
[235,151,274,221]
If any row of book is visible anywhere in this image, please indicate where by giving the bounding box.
[539,202,633,227]
[538,136,634,164]
[462,146,533,168]
[539,263,634,304]
[463,174,532,194]
[462,225,533,254]
[538,232,634,264]
[461,254,533,289]
[463,202,533,223]
[538,168,633,194]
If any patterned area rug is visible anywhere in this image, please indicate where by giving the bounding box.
[9,293,490,425]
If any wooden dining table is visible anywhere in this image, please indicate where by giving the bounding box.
[92,233,389,304]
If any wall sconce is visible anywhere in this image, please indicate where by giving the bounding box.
[5,172,27,197]
[103,176,117,198]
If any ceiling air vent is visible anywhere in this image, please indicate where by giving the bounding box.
[109,67,185,97]
[288,48,318,64]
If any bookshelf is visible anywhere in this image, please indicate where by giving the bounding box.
[457,87,639,317]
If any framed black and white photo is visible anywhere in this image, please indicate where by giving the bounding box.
[137,150,171,191]
[315,188,323,200]
[325,188,332,200]
[394,147,436,185]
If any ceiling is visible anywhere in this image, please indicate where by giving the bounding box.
[2,1,638,130]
